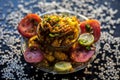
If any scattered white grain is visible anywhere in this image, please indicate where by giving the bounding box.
[0,0,120,80]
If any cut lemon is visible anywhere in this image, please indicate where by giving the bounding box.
[78,33,94,46]
[54,61,72,71]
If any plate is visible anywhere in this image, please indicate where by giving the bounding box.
[21,9,97,74]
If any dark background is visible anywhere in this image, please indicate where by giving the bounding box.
[0,0,120,80]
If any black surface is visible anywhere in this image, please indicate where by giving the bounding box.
[0,0,120,80]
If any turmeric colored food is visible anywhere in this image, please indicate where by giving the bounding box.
[37,14,80,48]
[18,13,101,74]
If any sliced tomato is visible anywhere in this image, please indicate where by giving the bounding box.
[79,21,87,33]
[70,43,95,62]
[18,14,41,38]
[80,19,101,42]
[23,47,44,63]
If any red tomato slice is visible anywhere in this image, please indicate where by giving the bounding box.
[18,14,41,38]
[23,47,44,63]
[80,19,101,42]
[79,21,87,34]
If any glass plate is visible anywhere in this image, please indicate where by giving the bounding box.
[21,9,98,74]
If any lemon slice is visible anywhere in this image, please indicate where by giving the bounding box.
[78,33,94,46]
[54,61,72,71]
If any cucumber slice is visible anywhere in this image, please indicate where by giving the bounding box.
[54,61,72,71]
[78,33,94,46]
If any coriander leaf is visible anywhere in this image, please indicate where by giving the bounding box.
[85,24,92,32]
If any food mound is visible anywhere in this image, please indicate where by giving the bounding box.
[37,14,80,48]
[18,13,101,73]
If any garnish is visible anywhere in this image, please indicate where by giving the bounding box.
[85,24,92,32]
